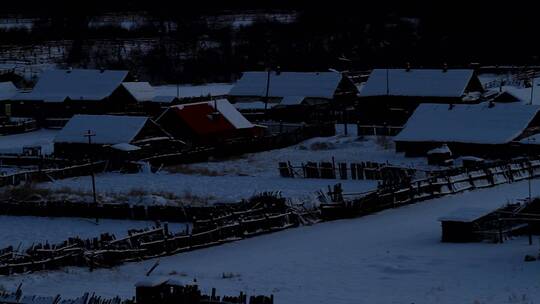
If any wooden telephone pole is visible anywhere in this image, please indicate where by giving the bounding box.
[84,130,98,223]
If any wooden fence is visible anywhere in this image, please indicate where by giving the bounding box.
[0,196,302,276]
[0,119,38,136]
[141,122,336,167]
[0,161,107,187]
[320,157,540,220]
[356,125,403,136]
[279,160,415,184]
[0,283,273,304]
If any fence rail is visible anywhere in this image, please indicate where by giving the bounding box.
[0,196,301,276]
[321,157,540,220]
[279,160,415,185]
[0,161,107,187]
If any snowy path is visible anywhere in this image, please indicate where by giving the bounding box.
[2,178,540,303]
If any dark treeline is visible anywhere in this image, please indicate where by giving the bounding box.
[0,2,539,83]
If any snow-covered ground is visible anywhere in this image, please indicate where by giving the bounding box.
[38,126,427,205]
[152,83,233,99]
[2,178,539,303]
[0,129,58,155]
[0,216,187,249]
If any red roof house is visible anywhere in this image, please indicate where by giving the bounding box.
[157,99,264,143]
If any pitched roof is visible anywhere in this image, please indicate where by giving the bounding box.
[0,81,17,100]
[122,82,155,102]
[212,99,254,129]
[280,95,306,106]
[438,208,493,222]
[395,103,540,144]
[21,69,128,102]
[160,99,254,138]
[360,69,477,98]
[54,114,149,144]
[229,71,343,99]
[233,101,274,110]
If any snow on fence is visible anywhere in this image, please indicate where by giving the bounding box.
[0,119,38,136]
[0,196,301,276]
[0,283,274,304]
[321,157,540,220]
[142,122,335,167]
[279,160,415,184]
[0,161,107,187]
[356,125,403,137]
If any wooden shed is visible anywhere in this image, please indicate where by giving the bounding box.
[438,208,493,242]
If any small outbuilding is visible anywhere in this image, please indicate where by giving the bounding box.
[438,208,493,242]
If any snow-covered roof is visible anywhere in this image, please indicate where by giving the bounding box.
[214,99,254,129]
[427,144,452,155]
[438,208,493,222]
[395,103,540,145]
[21,69,128,102]
[54,114,149,144]
[135,277,185,288]
[0,81,17,100]
[280,95,306,106]
[153,83,232,99]
[360,69,476,98]
[122,82,155,102]
[110,143,141,151]
[229,71,343,99]
[233,101,270,110]
[152,95,179,103]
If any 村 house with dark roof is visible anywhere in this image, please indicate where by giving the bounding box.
[357,68,485,126]
[394,102,540,157]
[9,69,135,118]
[229,71,358,106]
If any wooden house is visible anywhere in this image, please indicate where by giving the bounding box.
[229,71,358,120]
[53,114,172,159]
[358,68,485,126]
[0,81,18,117]
[394,102,540,157]
[157,99,264,145]
[8,69,134,119]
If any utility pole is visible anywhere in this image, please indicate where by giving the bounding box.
[84,130,98,223]
[386,68,390,96]
[528,136,534,204]
[264,68,271,117]
[530,75,535,105]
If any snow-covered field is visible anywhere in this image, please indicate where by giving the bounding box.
[2,178,539,303]
[37,126,428,205]
[0,129,58,155]
[0,216,187,249]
